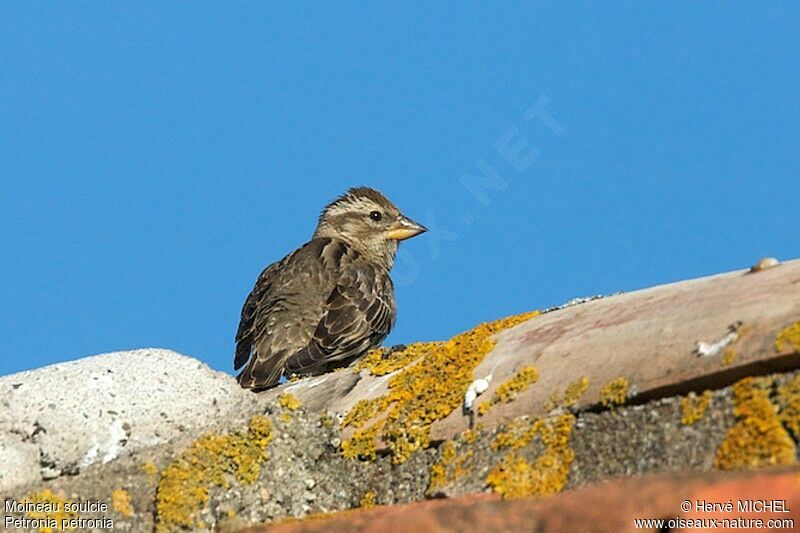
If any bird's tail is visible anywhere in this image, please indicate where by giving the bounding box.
[237,355,284,391]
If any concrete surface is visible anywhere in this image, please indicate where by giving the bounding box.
[0,348,257,492]
[4,369,796,531]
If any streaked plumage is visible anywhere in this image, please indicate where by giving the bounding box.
[235,187,427,390]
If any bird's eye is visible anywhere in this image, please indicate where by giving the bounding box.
[369,211,382,222]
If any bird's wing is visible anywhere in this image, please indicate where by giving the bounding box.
[234,260,280,371]
[235,250,315,389]
[284,263,395,375]
[235,239,346,389]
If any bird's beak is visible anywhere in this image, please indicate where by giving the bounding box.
[385,216,428,241]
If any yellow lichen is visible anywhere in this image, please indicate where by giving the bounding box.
[278,392,301,411]
[777,375,800,439]
[491,417,538,451]
[486,454,536,500]
[111,488,134,518]
[776,321,800,353]
[545,392,560,412]
[461,428,478,444]
[479,366,540,416]
[427,443,453,494]
[154,416,273,531]
[452,451,474,479]
[341,398,384,429]
[342,311,540,463]
[279,412,293,423]
[486,413,576,499]
[319,413,335,429]
[599,377,629,407]
[354,347,384,370]
[360,490,377,509]
[22,490,77,533]
[680,391,712,425]
[562,376,590,408]
[142,462,158,485]
[355,343,442,376]
[494,366,540,403]
[715,377,795,470]
[721,347,737,366]
[426,440,474,495]
[440,439,458,462]
[341,420,383,460]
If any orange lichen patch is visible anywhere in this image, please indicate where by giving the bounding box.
[278,392,301,411]
[721,347,737,366]
[777,375,800,439]
[479,367,540,416]
[427,441,456,494]
[111,488,134,517]
[353,346,390,373]
[486,413,576,500]
[491,417,538,451]
[342,398,384,429]
[476,401,491,416]
[775,321,800,353]
[680,391,712,425]
[155,416,273,532]
[319,413,335,429]
[599,377,629,407]
[461,428,478,444]
[342,311,540,463]
[486,454,535,500]
[451,451,474,484]
[427,440,474,495]
[715,377,795,470]
[360,490,377,509]
[142,462,158,485]
[21,490,77,533]
[277,394,299,423]
[494,366,540,403]
[355,342,442,376]
[562,376,590,408]
[341,420,383,460]
[354,347,385,370]
[545,392,560,412]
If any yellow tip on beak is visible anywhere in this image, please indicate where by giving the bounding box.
[385,217,428,241]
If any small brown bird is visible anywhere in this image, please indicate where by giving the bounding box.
[235,187,427,390]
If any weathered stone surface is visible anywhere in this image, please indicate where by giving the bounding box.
[4,369,797,531]
[461,258,800,435]
[2,402,440,532]
[255,466,800,533]
[0,434,40,490]
[0,348,257,493]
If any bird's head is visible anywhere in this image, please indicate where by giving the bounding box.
[313,187,427,269]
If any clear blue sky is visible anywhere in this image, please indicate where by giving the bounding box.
[2,3,798,377]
